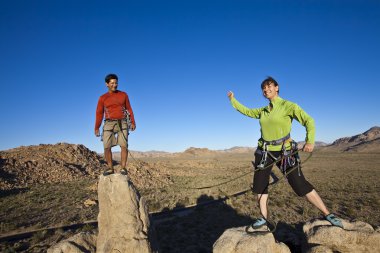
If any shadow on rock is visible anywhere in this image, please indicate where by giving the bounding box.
[154,194,253,253]
[274,222,305,253]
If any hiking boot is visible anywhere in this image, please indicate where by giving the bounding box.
[250,217,267,229]
[325,213,343,228]
[120,168,128,175]
[103,168,114,176]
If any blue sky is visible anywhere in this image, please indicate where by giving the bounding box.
[0,0,379,153]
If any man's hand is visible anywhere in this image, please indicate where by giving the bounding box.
[130,123,136,131]
[95,129,100,137]
[227,91,234,100]
[303,143,314,153]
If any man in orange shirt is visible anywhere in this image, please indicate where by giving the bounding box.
[95,73,136,176]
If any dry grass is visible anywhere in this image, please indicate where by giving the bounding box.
[1,151,379,252]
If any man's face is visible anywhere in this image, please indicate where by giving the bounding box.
[106,79,118,92]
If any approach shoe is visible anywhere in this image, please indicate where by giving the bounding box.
[250,217,267,229]
[120,168,128,175]
[325,213,343,228]
[103,168,115,176]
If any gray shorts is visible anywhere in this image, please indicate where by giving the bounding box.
[102,120,128,149]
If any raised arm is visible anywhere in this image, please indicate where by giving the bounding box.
[228,91,260,119]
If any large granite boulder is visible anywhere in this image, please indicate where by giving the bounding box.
[97,174,155,253]
[303,219,380,253]
[213,226,291,253]
[47,232,97,253]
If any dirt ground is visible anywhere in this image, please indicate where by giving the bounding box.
[1,150,380,252]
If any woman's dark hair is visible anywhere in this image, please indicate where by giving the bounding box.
[105,73,118,83]
[261,76,279,93]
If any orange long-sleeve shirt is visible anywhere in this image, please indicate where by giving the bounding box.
[95,90,136,130]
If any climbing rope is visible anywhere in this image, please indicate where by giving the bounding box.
[128,148,312,191]
[129,148,313,235]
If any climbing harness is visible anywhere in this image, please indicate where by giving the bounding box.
[280,140,301,176]
[101,118,130,146]
[122,107,132,129]
[256,133,290,170]
[101,103,132,143]
[255,134,303,178]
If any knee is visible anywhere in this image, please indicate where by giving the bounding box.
[257,194,267,203]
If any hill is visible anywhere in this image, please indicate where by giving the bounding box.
[0,143,171,191]
[322,126,380,152]
[0,143,105,190]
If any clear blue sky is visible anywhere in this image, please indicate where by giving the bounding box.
[1,0,379,153]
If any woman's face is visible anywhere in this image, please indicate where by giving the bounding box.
[262,82,279,100]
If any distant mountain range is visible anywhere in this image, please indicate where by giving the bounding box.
[1,127,379,189]
[121,147,256,159]
[321,126,380,152]
[126,126,380,157]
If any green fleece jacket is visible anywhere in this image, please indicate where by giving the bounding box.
[230,96,315,151]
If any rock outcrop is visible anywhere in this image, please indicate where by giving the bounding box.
[324,126,380,152]
[96,174,156,253]
[213,226,290,253]
[0,143,172,191]
[331,126,380,146]
[47,174,158,253]
[0,143,107,190]
[213,218,380,253]
[303,219,380,253]
[47,232,97,253]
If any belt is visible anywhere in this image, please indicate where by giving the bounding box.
[105,119,126,122]
[259,133,291,146]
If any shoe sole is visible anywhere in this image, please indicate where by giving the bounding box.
[103,170,114,176]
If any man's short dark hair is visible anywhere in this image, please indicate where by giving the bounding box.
[261,76,279,93]
[105,73,118,83]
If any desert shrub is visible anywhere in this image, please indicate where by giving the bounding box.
[30,229,51,244]
[176,196,190,207]
[80,223,96,233]
[1,244,17,253]
[146,199,163,212]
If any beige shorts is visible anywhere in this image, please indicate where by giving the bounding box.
[102,120,128,149]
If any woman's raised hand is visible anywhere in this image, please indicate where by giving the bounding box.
[227,91,234,100]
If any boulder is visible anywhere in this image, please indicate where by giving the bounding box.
[213,226,290,253]
[306,245,333,253]
[96,174,155,253]
[47,232,96,253]
[303,219,380,253]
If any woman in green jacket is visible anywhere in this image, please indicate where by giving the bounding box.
[228,76,343,229]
